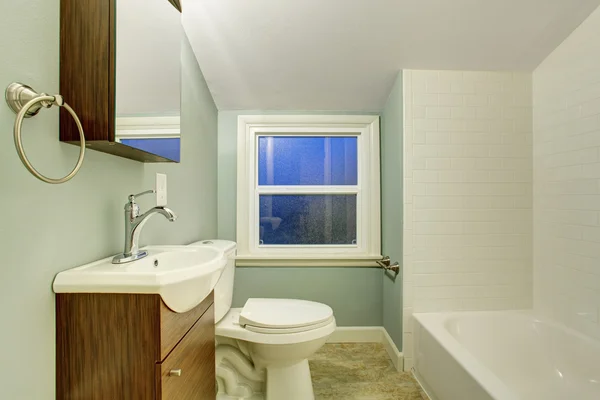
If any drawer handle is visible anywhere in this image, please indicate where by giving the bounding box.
[169,369,182,377]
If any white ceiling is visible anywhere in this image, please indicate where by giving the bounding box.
[182,0,600,111]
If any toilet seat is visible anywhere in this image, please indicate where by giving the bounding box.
[239,298,334,330]
[244,317,334,334]
[216,307,337,345]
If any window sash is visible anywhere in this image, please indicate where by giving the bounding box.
[252,190,365,253]
[255,133,361,188]
[255,192,360,249]
[255,132,362,248]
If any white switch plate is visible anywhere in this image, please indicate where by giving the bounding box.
[156,173,167,206]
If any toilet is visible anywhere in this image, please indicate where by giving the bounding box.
[189,240,336,400]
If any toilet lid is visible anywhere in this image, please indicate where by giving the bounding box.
[239,298,333,330]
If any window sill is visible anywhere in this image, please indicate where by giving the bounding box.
[235,255,383,267]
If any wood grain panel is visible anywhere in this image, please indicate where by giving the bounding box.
[160,292,214,361]
[60,0,115,144]
[56,293,162,400]
[158,305,216,400]
[85,141,177,163]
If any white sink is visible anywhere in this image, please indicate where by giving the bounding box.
[53,245,227,313]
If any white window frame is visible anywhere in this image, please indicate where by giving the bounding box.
[236,115,381,267]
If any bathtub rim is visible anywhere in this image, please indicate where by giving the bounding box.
[414,308,600,400]
[413,310,533,400]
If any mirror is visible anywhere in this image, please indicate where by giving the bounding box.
[115,0,182,162]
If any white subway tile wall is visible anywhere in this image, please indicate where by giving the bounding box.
[533,6,600,341]
[402,70,533,370]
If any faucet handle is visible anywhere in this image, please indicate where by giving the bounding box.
[128,190,155,203]
[126,190,156,217]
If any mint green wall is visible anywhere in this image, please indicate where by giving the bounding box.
[218,110,384,326]
[0,2,218,397]
[381,73,404,348]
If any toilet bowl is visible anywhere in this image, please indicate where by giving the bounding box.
[217,300,335,399]
[189,240,336,400]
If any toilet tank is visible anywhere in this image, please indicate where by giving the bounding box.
[188,240,236,323]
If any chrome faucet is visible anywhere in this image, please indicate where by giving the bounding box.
[112,190,177,264]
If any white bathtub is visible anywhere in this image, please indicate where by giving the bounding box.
[413,311,600,400]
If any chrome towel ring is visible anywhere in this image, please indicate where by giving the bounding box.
[5,82,86,184]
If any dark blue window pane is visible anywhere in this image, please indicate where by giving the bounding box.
[258,137,357,185]
[259,195,357,245]
[120,138,181,162]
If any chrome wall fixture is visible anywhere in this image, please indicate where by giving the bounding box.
[377,256,401,280]
[5,82,86,184]
[112,190,177,264]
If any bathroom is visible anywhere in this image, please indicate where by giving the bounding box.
[2,0,600,399]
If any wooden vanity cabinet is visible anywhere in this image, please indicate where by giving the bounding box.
[56,291,215,399]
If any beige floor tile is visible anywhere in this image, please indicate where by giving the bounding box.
[309,343,428,400]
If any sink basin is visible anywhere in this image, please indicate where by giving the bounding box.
[53,245,227,313]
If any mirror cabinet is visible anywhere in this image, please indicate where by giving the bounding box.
[60,0,182,163]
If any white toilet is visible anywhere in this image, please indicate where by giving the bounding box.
[190,240,336,400]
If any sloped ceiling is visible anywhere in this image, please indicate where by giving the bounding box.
[182,0,600,111]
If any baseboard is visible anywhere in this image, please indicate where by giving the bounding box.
[327,326,404,371]
[327,326,385,343]
[382,328,404,371]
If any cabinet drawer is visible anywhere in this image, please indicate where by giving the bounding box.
[160,293,213,360]
[157,304,215,400]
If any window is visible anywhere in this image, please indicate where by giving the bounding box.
[236,115,381,267]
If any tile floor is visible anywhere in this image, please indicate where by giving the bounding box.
[309,343,428,400]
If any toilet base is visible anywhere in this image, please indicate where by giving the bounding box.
[266,359,314,400]
[215,310,335,400]
[217,394,263,400]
